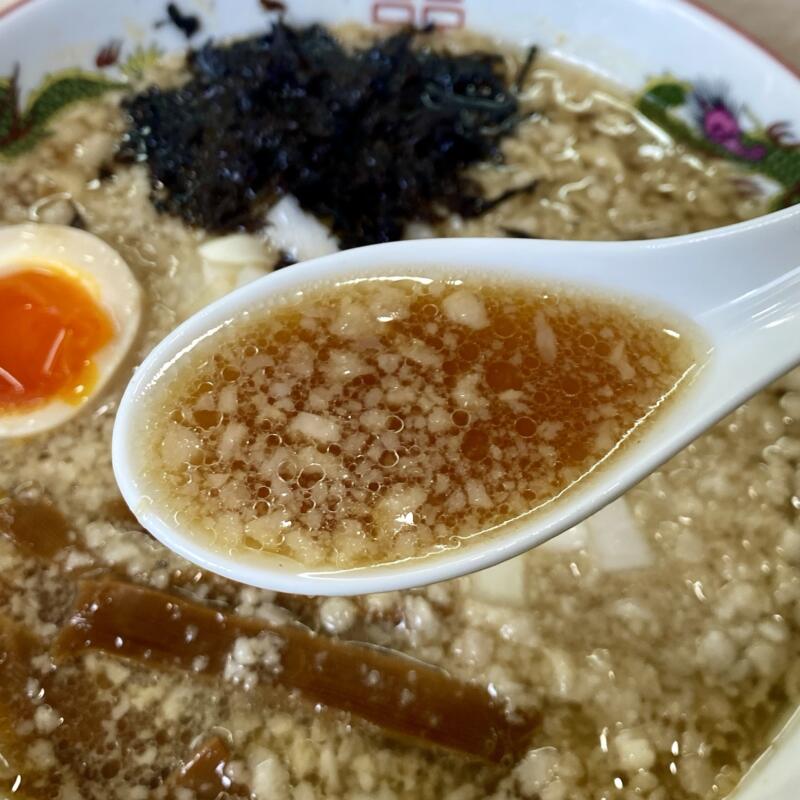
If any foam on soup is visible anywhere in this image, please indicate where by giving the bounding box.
[137,275,698,568]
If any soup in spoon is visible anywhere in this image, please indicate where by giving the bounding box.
[137,275,698,568]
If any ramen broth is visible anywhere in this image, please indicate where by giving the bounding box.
[141,277,696,567]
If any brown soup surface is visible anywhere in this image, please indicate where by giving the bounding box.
[139,275,697,568]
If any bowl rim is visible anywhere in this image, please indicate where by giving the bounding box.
[682,0,800,79]
[0,0,798,81]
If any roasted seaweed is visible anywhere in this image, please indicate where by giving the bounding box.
[120,23,524,247]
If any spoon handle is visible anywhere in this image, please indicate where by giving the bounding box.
[700,207,800,396]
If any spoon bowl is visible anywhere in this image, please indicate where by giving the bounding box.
[113,205,800,595]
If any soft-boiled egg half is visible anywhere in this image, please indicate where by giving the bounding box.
[0,223,142,438]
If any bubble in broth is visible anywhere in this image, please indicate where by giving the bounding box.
[139,276,699,568]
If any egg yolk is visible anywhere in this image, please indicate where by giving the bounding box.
[0,268,114,411]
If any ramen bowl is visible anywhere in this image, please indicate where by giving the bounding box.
[1,0,799,797]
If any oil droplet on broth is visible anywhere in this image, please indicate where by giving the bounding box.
[139,275,699,569]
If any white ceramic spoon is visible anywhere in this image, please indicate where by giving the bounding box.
[113,206,800,595]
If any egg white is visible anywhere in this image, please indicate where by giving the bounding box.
[0,223,142,438]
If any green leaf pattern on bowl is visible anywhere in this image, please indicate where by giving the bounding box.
[0,67,123,158]
[637,76,800,210]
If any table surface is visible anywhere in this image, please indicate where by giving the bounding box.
[702,0,799,68]
[0,0,795,66]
